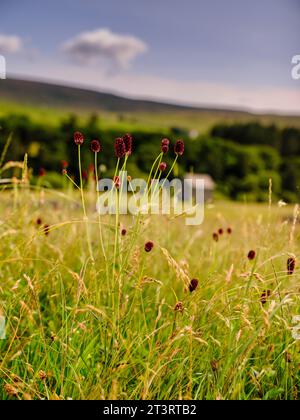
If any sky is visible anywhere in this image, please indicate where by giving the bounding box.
[0,0,300,113]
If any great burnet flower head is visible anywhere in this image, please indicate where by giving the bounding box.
[38,168,46,177]
[247,250,256,260]
[287,257,296,275]
[114,137,126,158]
[189,278,199,292]
[61,160,68,169]
[159,162,167,172]
[161,138,170,154]
[144,241,154,253]
[174,139,184,156]
[260,289,271,305]
[91,139,101,153]
[74,131,84,146]
[123,133,133,155]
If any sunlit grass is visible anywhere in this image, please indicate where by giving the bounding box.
[0,180,299,399]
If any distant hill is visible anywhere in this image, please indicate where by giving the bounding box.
[0,78,299,132]
[0,78,259,115]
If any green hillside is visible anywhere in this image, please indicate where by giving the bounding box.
[0,78,299,133]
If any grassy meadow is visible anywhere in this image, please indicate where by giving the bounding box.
[0,168,300,399]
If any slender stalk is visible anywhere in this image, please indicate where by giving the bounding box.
[78,145,94,262]
[112,158,120,281]
[94,152,107,261]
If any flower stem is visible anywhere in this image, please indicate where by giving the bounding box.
[78,145,94,262]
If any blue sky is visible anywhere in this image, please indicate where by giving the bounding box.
[1,0,300,113]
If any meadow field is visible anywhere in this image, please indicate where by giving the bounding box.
[0,156,300,399]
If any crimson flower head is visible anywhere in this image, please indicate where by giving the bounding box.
[174,139,184,156]
[144,241,154,253]
[123,133,133,155]
[213,232,219,242]
[227,227,232,234]
[91,139,101,153]
[61,160,68,169]
[189,278,199,292]
[114,137,126,158]
[38,168,46,177]
[74,131,84,146]
[161,138,169,154]
[121,228,127,236]
[247,250,256,260]
[159,162,167,172]
[218,228,223,235]
[287,257,296,275]
[260,289,271,305]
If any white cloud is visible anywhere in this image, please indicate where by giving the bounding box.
[0,34,22,54]
[61,28,147,69]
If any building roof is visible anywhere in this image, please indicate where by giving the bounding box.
[184,173,215,190]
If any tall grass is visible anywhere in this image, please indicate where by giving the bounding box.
[0,135,299,400]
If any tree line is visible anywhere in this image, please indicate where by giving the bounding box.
[0,114,299,202]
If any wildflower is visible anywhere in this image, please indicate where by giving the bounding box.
[287,257,296,275]
[61,160,68,169]
[74,131,84,145]
[189,278,199,292]
[114,137,126,158]
[62,169,67,175]
[227,227,232,234]
[174,301,184,312]
[218,228,223,235]
[159,162,167,172]
[36,218,42,226]
[174,139,184,156]
[161,138,169,154]
[123,133,133,155]
[43,225,50,236]
[38,168,46,177]
[247,250,256,260]
[90,139,101,153]
[121,228,127,236]
[213,232,219,242]
[260,289,271,305]
[144,241,154,252]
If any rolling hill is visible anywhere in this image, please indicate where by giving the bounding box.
[0,78,299,132]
